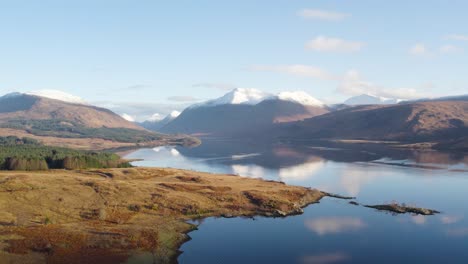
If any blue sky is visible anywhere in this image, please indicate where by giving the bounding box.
[0,0,467,118]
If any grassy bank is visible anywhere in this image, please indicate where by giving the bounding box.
[0,167,325,263]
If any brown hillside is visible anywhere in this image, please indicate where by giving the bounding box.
[279,101,468,143]
[0,94,143,130]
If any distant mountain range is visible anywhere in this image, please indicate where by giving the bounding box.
[2,88,465,151]
[149,88,468,151]
[139,110,181,131]
[277,100,468,145]
[0,91,197,150]
[160,88,329,136]
[343,94,402,105]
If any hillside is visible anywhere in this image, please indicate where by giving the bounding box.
[0,93,198,149]
[277,100,468,147]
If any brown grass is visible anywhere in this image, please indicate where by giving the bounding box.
[0,167,325,263]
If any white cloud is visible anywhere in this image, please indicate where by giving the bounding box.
[298,9,350,21]
[338,70,428,99]
[306,36,365,53]
[409,43,429,56]
[249,64,336,80]
[446,34,468,41]
[440,44,463,54]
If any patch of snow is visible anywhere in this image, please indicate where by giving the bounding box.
[344,94,401,106]
[191,88,272,108]
[26,90,87,104]
[121,113,135,122]
[276,91,324,106]
[168,110,181,118]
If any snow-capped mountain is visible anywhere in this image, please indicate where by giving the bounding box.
[160,88,328,136]
[343,94,401,106]
[192,88,270,108]
[191,88,325,108]
[140,111,182,131]
[26,90,87,104]
[275,91,325,107]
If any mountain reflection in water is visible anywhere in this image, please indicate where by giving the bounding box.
[123,139,468,264]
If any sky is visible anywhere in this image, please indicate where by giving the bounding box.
[0,0,467,119]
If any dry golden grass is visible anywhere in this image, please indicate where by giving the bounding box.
[0,167,324,263]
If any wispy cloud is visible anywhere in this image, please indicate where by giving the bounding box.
[126,84,152,90]
[167,96,200,102]
[192,82,236,91]
[446,34,468,41]
[338,70,429,99]
[298,9,350,21]
[409,43,429,56]
[440,44,463,54]
[306,36,365,53]
[249,64,336,80]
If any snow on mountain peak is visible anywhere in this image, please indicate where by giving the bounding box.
[121,113,135,122]
[192,88,271,108]
[169,110,181,118]
[145,111,181,123]
[189,88,327,109]
[26,90,87,104]
[215,88,270,105]
[276,91,324,106]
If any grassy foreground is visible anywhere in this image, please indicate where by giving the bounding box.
[0,167,325,264]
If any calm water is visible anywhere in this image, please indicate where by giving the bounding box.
[124,139,468,264]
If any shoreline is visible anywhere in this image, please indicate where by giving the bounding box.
[0,167,327,263]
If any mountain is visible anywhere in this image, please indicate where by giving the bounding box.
[0,92,142,130]
[140,111,181,131]
[343,94,401,105]
[276,100,468,148]
[161,88,329,136]
[0,92,198,149]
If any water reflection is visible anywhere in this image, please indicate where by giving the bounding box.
[304,217,366,235]
[123,139,468,264]
[300,252,350,264]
